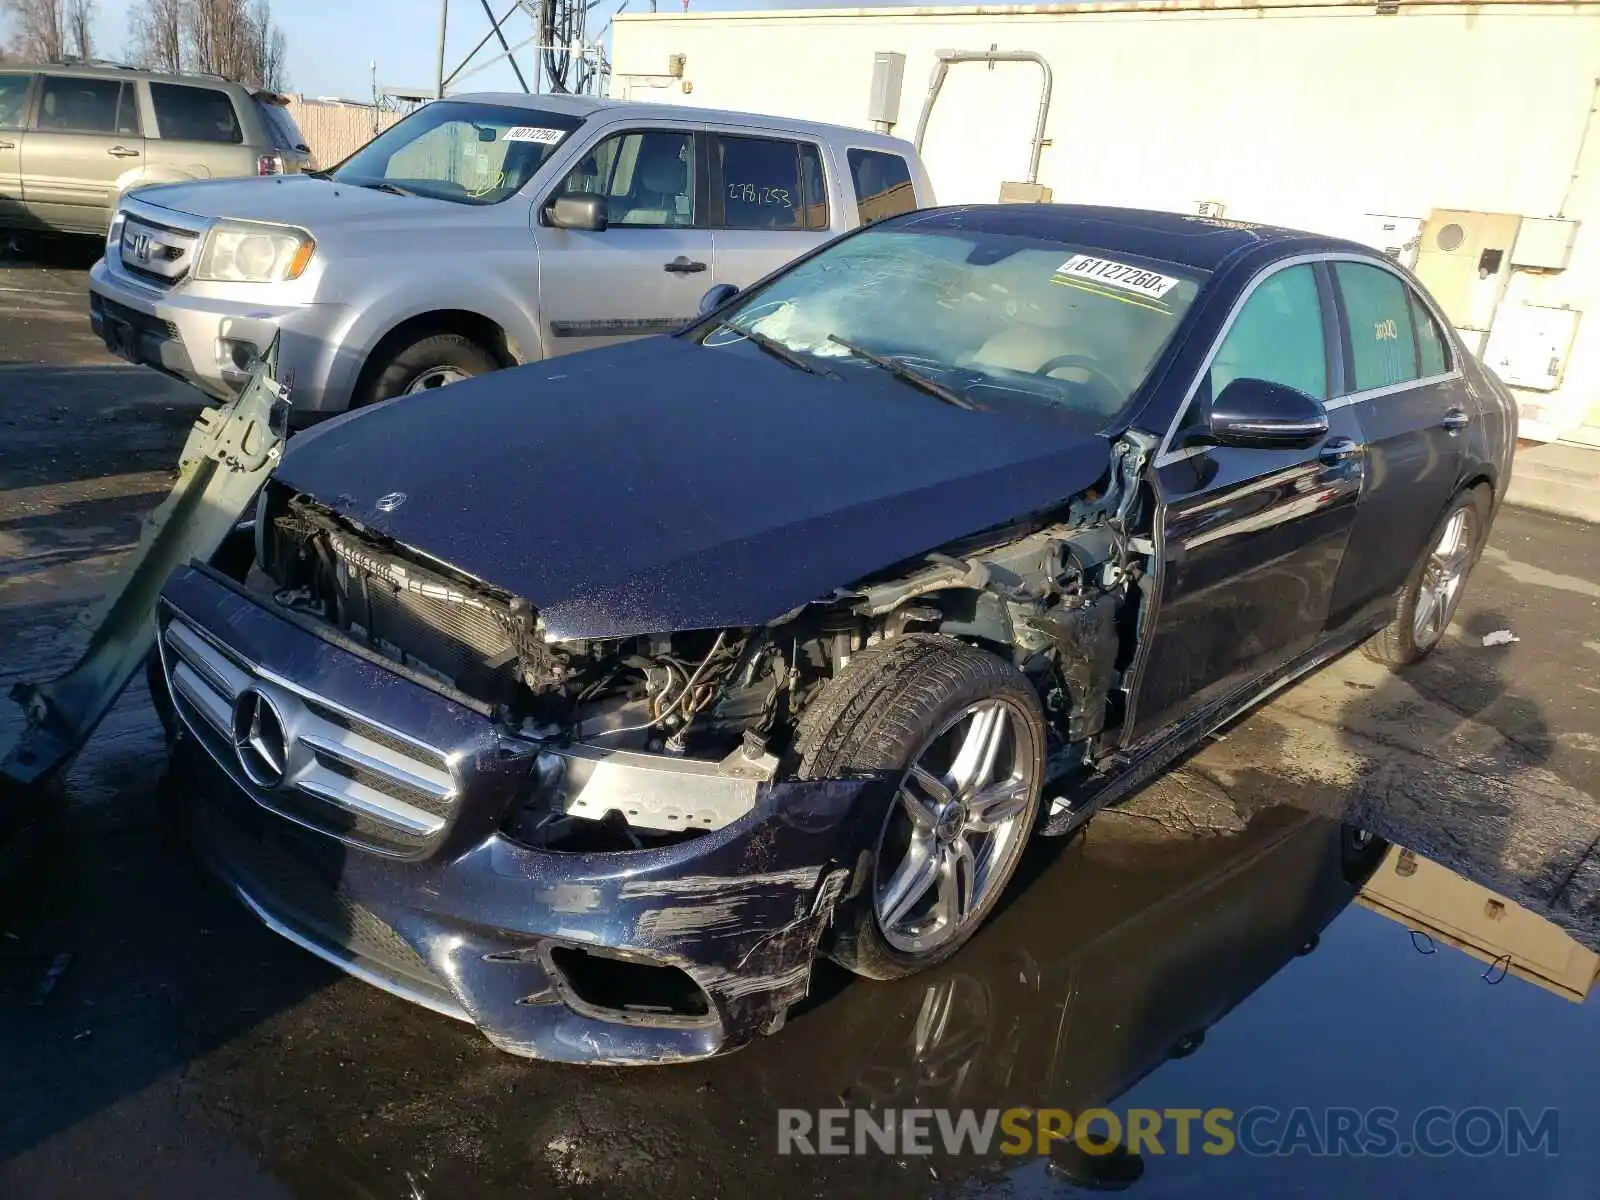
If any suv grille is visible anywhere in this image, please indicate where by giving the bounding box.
[120,215,199,288]
[160,613,459,854]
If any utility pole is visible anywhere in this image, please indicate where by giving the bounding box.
[435,0,450,99]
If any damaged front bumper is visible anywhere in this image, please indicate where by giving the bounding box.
[155,563,882,1065]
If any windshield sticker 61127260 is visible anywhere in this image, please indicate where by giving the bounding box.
[1053,255,1182,302]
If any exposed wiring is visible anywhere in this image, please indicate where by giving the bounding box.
[590,632,730,740]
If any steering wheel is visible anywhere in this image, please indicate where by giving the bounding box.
[1033,354,1125,399]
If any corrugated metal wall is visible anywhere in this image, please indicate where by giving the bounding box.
[284,97,402,169]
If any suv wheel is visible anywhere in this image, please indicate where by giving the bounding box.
[797,635,1046,980]
[1364,484,1491,667]
[358,332,499,406]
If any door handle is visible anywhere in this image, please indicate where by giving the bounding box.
[1318,437,1362,465]
[664,256,707,274]
[1440,407,1471,432]
[0,140,15,150]
[107,145,141,158]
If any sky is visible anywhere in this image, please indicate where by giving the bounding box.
[76,0,899,102]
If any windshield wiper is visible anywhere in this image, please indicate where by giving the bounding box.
[825,335,979,411]
[716,322,830,377]
[351,180,414,197]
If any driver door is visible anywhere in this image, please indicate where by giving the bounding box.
[1127,261,1365,744]
[536,124,715,357]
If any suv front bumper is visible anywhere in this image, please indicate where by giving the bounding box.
[154,563,880,1064]
[89,258,351,419]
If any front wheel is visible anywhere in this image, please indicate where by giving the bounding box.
[1364,485,1490,666]
[796,635,1046,980]
[356,332,499,407]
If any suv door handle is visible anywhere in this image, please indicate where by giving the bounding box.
[664,256,707,274]
[107,145,141,158]
[0,140,15,150]
[1318,437,1362,465]
[1441,407,1471,432]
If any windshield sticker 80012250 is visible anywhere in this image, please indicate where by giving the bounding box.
[1053,255,1182,301]
[503,126,566,144]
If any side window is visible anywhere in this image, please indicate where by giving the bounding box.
[1334,262,1421,392]
[847,149,917,224]
[114,84,141,137]
[715,135,828,231]
[150,83,243,144]
[0,73,33,130]
[36,76,122,135]
[1206,263,1328,403]
[1409,288,1452,377]
[558,130,696,227]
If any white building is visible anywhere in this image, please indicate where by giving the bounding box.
[612,0,1600,445]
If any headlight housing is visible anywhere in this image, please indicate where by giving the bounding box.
[195,222,315,283]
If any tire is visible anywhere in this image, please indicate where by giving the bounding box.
[1363,484,1491,667]
[796,634,1046,980]
[356,331,499,407]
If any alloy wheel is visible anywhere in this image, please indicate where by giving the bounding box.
[873,698,1038,955]
[1412,506,1478,649]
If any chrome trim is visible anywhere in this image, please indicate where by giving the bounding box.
[1153,251,1466,469]
[160,613,457,844]
[228,881,472,1023]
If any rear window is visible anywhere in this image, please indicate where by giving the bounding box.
[150,82,243,144]
[847,149,917,223]
[256,98,308,152]
[715,134,828,231]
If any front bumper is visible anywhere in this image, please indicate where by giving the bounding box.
[156,563,880,1064]
[88,258,351,419]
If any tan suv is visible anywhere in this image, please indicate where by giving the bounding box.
[0,64,311,237]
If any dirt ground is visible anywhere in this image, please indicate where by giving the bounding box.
[1,237,1597,1199]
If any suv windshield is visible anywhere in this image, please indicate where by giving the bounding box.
[696,225,1206,429]
[331,101,582,205]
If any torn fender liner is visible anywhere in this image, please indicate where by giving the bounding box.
[274,337,1111,639]
[1,354,288,809]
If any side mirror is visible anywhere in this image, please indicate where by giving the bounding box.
[1205,378,1329,449]
[698,283,739,316]
[547,192,607,232]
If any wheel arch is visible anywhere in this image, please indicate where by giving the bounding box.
[352,310,518,404]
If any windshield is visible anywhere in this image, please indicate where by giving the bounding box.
[330,101,581,205]
[695,226,1206,429]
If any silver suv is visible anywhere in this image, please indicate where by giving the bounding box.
[0,64,310,237]
[86,93,933,420]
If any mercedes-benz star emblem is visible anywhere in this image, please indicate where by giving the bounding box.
[232,690,289,788]
[374,491,407,513]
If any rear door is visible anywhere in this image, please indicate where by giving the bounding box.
[706,129,831,288]
[1323,259,1469,632]
[145,80,261,180]
[1128,260,1364,743]
[535,123,714,356]
[21,75,143,233]
[0,71,34,225]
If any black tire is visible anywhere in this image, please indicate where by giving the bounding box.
[795,634,1046,980]
[356,331,499,407]
[1363,484,1491,667]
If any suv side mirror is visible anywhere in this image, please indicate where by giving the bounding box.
[1206,377,1329,449]
[698,283,739,316]
[547,192,607,232]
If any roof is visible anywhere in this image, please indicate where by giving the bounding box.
[449,92,915,150]
[5,62,260,91]
[892,204,1374,272]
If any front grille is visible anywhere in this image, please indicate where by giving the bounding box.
[119,215,199,288]
[95,295,179,341]
[160,613,460,854]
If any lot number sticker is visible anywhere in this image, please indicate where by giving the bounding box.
[503,126,566,144]
[1055,255,1181,301]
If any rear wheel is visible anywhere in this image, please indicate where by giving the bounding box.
[357,331,499,407]
[796,635,1046,980]
[1364,485,1490,667]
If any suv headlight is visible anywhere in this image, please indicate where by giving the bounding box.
[195,222,316,283]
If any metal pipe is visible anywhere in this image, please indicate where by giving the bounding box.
[435,0,451,98]
[912,48,1053,185]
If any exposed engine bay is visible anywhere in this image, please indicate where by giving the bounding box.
[249,434,1156,849]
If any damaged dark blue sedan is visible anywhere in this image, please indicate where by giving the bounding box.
[150,205,1514,1064]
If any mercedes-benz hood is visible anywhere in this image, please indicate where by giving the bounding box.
[273,338,1112,640]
